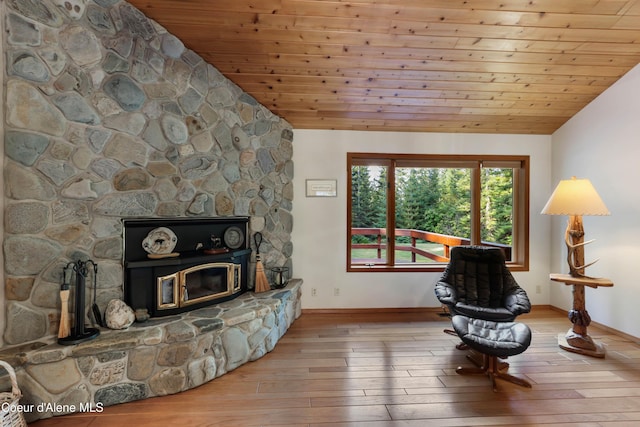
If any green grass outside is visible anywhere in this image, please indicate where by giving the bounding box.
[351,242,445,264]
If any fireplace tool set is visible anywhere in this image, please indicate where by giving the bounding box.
[58,259,101,345]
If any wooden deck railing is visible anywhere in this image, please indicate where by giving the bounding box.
[351,228,511,263]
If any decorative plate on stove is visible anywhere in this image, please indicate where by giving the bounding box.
[142,227,178,255]
[223,226,244,250]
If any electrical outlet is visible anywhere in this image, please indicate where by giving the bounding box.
[311,288,317,297]
[536,285,542,294]
[334,287,340,296]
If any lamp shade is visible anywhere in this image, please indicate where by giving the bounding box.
[541,176,610,216]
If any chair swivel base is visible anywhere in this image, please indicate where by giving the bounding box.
[446,328,510,369]
[456,353,531,392]
[466,349,509,371]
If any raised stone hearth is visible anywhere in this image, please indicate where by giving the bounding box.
[0,281,301,423]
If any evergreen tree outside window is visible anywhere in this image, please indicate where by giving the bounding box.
[348,154,529,272]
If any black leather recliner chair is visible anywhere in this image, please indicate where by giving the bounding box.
[435,245,531,322]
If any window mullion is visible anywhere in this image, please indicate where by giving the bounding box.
[387,162,396,266]
[471,164,482,245]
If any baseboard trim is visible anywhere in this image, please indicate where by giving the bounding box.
[301,307,446,315]
[302,305,551,316]
[301,305,640,343]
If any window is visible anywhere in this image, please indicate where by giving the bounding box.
[348,153,529,272]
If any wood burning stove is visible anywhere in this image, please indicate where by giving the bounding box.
[157,262,242,310]
[123,217,251,317]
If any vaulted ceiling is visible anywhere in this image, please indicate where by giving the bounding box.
[127,0,640,134]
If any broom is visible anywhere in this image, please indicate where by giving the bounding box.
[254,232,271,293]
[58,267,71,338]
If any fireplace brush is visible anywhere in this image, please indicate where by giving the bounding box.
[254,232,270,293]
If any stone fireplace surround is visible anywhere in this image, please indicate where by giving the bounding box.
[3,0,294,347]
[2,0,296,421]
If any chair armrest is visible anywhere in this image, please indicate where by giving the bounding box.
[503,288,532,316]
[434,281,456,305]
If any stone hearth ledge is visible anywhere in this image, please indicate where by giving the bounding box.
[0,279,302,423]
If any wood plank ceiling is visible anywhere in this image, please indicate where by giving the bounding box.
[127,0,640,134]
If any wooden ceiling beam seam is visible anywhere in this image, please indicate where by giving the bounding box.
[228,72,617,87]
[199,49,640,68]
[172,26,640,55]
[208,55,629,78]
[134,1,635,25]
[143,13,640,44]
[132,0,635,16]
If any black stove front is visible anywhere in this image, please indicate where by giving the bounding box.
[123,217,250,317]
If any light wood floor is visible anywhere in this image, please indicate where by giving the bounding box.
[31,307,640,426]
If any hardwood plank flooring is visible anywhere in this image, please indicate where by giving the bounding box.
[30,308,640,426]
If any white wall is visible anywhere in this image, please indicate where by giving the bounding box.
[291,131,553,310]
[551,64,640,339]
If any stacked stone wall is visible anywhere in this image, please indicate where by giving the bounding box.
[2,0,294,345]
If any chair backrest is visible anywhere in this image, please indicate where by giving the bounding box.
[444,246,513,308]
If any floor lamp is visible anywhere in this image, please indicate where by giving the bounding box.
[541,176,610,277]
[542,176,612,357]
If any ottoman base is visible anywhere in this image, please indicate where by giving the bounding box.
[456,353,532,391]
[451,315,532,391]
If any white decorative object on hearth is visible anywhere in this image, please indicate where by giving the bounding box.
[104,299,136,330]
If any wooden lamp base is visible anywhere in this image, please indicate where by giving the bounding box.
[558,329,606,358]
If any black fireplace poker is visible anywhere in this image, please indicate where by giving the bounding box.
[58,259,100,346]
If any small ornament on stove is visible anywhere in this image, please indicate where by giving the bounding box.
[134,308,150,323]
[223,226,244,249]
[142,227,179,259]
[203,233,230,254]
